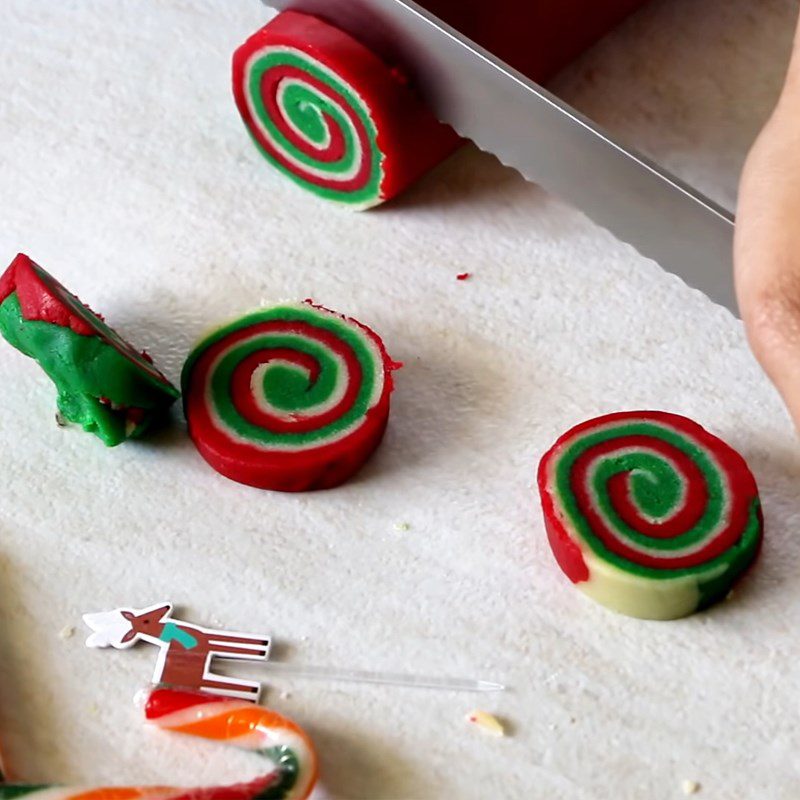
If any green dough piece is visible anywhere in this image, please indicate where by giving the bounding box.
[0,293,178,446]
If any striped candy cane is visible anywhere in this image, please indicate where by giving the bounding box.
[0,687,318,800]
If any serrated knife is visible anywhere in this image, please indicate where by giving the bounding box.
[264,0,738,313]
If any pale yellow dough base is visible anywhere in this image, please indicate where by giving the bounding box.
[576,551,728,620]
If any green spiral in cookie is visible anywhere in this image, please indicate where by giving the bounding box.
[233,40,383,207]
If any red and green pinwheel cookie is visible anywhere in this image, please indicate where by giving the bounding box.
[0,254,179,446]
[182,302,397,492]
[232,10,461,209]
[538,411,763,620]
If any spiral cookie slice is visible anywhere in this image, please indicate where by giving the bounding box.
[0,254,179,446]
[0,687,317,800]
[538,411,762,620]
[232,11,461,209]
[182,302,397,491]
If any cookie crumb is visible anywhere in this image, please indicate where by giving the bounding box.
[280,690,292,700]
[681,780,700,795]
[456,272,472,281]
[466,710,504,737]
[59,625,75,640]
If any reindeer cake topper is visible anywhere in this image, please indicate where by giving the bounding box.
[83,602,271,702]
[84,601,506,700]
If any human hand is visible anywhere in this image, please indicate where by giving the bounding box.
[735,14,800,428]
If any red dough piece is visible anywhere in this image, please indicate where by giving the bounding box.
[1,253,98,335]
[232,11,462,208]
[423,0,650,82]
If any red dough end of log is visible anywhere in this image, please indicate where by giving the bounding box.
[423,0,650,83]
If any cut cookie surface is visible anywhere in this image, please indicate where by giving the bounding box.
[0,253,179,446]
[232,10,461,209]
[537,411,763,620]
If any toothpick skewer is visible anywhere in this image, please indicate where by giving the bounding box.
[262,662,505,693]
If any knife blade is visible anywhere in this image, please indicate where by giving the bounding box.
[264,0,738,312]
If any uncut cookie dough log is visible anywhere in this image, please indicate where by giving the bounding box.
[182,302,398,491]
[0,254,179,446]
[0,687,318,800]
[537,411,763,620]
[232,10,462,209]
[423,0,650,83]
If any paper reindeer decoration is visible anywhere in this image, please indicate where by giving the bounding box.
[83,602,271,701]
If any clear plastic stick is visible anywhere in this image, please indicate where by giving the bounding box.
[261,661,505,693]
